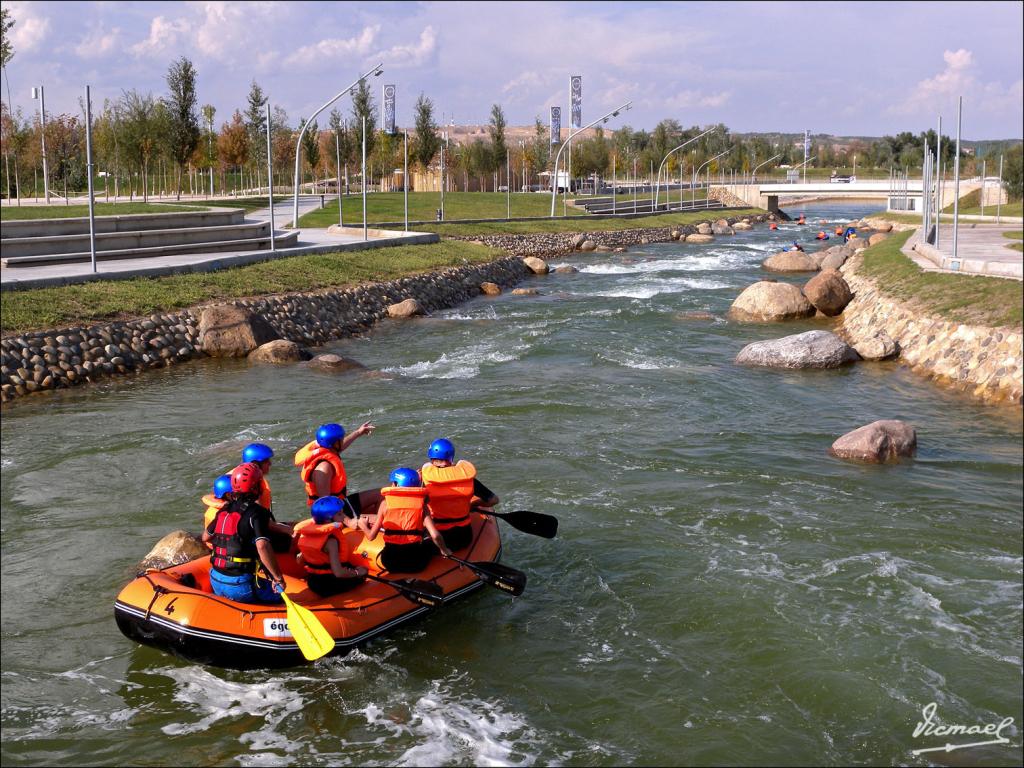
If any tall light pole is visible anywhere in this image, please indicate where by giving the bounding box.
[30,86,49,202]
[84,85,97,271]
[403,128,409,232]
[693,149,731,208]
[362,115,368,241]
[266,100,276,252]
[440,130,447,221]
[654,127,715,209]
[750,153,782,184]
[997,153,1003,224]
[335,130,343,227]
[952,96,962,263]
[293,62,383,229]
[550,101,631,216]
[935,116,942,248]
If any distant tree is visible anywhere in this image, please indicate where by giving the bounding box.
[298,118,320,188]
[488,103,507,169]
[269,106,293,188]
[218,110,249,190]
[164,57,200,199]
[244,79,267,179]
[412,93,440,173]
[327,108,352,191]
[529,116,550,176]
[120,90,166,201]
[2,6,17,199]
[351,79,376,160]
[1003,144,1023,200]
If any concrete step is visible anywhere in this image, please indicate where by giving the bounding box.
[0,207,245,238]
[2,230,300,267]
[1,221,276,258]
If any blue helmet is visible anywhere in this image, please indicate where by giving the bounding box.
[311,496,345,524]
[213,474,233,500]
[316,423,346,449]
[427,438,455,462]
[389,467,422,488]
[242,443,274,464]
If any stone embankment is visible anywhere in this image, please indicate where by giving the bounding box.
[0,257,529,404]
[838,256,1023,404]
[446,213,770,258]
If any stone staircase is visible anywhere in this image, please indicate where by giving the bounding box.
[1,208,298,267]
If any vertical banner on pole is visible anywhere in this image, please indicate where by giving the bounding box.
[382,84,396,135]
[550,107,561,145]
[570,75,582,129]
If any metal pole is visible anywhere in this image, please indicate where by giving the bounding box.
[980,158,985,217]
[935,116,942,247]
[362,115,368,241]
[403,129,409,232]
[335,132,343,227]
[37,86,50,203]
[922,138,928,230]
[266,101,275,252]
[997,154,1003,224]
[208,113,214,197]
[952,96,962,262]
[506,152,511,219]
[612,152,616,214]
[440,132,445,221]
[84,86,97,272]
[633,157,637,213]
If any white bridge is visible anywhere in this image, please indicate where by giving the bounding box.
[721,179,986,214]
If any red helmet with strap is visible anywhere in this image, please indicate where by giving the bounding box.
[230,462,264,495]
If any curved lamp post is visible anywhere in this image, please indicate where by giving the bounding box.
[693,148,731,207]
[293,63,383,229]
[654,127,715,210]
[750,152,781,184]
[550,101,631,217]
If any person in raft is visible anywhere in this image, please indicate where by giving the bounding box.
[294,422,380,522]
[815,230,829,241]
[202,474,234,531]
[420,438,500,553]
[359,467,452,574]
[241,442,295,552]
[293,497,368,596]
[203,462,286,604]
[787,241,805,252]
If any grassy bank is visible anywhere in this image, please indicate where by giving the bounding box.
[858,230,1023,328]
[1,241,502,335]
[942,190,1023,218]
[1005,230,1023,252]
[417,208,763,236]
[0,202,209,220]
[297,191,587,228]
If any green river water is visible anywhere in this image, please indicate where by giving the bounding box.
[1,203,1021,766]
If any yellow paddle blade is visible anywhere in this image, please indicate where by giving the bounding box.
[281,592,335,661]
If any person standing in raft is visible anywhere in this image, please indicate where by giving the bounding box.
[294,422,380,521]
[203,462,286,603]
[359,468,452,574]
[420,438,499,553]
[241,443,295,551]
[293,497,367,596]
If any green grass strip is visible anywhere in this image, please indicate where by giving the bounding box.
[1,202,210,220]
[858,230,1023,328]
[1,241,502,335]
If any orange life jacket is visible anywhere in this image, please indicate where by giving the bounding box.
[293,518,348,575]
[258,477,272,511]
[202,494,226,529]
[835,226,844,235]
[294,440,348,506]
[421,460,476,531]
[379,486,428,545]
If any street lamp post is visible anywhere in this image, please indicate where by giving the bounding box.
[30,86,49,202]
[266,101,276,252]
[693,149,731,208]
[952,96,962,263]
[654,127,715,209]
[403,129,409,232]
[292,62,383,229]
[84,85,97,271]
[550,102,631,216]
[362,116,368,242]
[793,155,816,181]
[335,131,343,227]
[440,130,448,221]
[750,153,782,184]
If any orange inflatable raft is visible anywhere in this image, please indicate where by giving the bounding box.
[115,513,502,668]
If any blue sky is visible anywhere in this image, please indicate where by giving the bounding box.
[3,1,1022,138]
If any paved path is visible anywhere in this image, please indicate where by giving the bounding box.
[903,223,1022,280]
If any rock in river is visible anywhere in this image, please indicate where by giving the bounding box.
[198,304,279,357]
[735,330,860,369]
[728,281,815,322]
[249,339,310,364]
[387,298,425,318]
[763,251,820,273]
[829,420,917,463]
[139,530,208,571]
[803,269,853,316]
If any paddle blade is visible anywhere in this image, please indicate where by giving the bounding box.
[464,560,527,597]
[503,510,558,539]
[396,578,445,608]
[281,593,335,661]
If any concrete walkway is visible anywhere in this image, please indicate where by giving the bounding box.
[904,223,1023,280]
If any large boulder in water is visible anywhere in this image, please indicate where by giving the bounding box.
[829,420,917,463]
[851,332,899,361]
[711,222,734,235]
[735,330,859,369]
[523,257,550,274]
[763,251,819,272]
[802,269,853,316]
[387,298,425,318]
[307,353,366,373]
[198,304,280,357]
[819,246,852,271]
[480,282,502,296]
[139,530,208,571]
[733,221,753,231]
[249,339,311,364]
[686,233,715,244]
[728,281,815,322]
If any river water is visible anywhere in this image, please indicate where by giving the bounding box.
[2,202,1021,767]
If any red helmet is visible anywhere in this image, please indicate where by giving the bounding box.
[230,462,263,495]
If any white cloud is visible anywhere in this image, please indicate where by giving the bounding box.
[74,25,122,59]
[284,25,380,67]
[194,2,280,63]
[130,15,191,57]
[894,48,1022,120]
[664,89,732,110]
[6,1,51,53]
[375,25,436,68]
